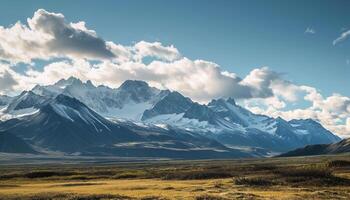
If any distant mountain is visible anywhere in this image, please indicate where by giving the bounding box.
[0,131,36,153]
[0,94,136,152]
[143,92,340,152]
[32,77,167,120]
[142,91,192,120]
[0,77,341,157]
[0,91,47,121]
[5,91,48,113]
[289,119,340,144]
[0,95,13,107]
[279,138,350,157]
[0,94,249,158]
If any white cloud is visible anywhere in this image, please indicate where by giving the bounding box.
[17,58,305,104]
[0,9,115,63]
[133,41,181,62]
[16,58,259,103]
[242,67,302,102]
[333,29,350,45]
[305,27,316,34]
[0,69,17,94]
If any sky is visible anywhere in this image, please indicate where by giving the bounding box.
[0,0,349,137]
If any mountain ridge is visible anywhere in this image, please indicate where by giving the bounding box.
[279,138,350,157]
[0,77,341,158]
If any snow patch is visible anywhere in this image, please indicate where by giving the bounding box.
[0,107,39,121]
[103,102,153,120]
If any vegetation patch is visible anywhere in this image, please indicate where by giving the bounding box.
[273,164,333,178]
[234,176,275,187]
[273,164,350,186]
[140,196,169,200]
[24,171,76,179]
[113,170,147,179]
[58,182,104,187]
[0,184,19,188]
[0,193,132,200]
[195,194,229,200]
[327,160,350,168]
[160,170,233,180]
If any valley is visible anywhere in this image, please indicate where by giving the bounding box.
[0,154,350,199]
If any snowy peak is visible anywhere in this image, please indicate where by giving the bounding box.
[31,77,166,118]
[183,103,218,124]
[208,98,249,126]
[52,94,87,109]
[118,80,150,91]
[142,91,193,120]
[32,77,96,97]
[55,76,85,88]
[224,97,237,106]
[45,94,110,129]
[5,91,47,112]
[289,118,340,143]
[289,118,323,128]
[116,80,161,103]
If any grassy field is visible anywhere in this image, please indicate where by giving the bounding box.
[0,154,350,200]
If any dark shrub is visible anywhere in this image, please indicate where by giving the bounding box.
[234,176,274,186]
[327,160,350,168]
[195,194,228,200]
[274,165,333,178]
[162,170,232,180]
[24,171,75,179]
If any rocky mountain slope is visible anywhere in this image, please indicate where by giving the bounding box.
[0,77,341,158]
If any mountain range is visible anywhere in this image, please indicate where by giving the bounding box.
[279,138,350,157]
[0,77,341,159]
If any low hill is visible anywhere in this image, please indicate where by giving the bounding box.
[279,138,350,157]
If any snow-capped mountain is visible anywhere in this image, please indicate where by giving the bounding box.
[0,93,248,158]
[0,91,47,121]
[141,91,340,152]
[1,94,130,152]
[32,77,168,120]
[5,91,48,112]
[0,77,341,157]
[0,95,13,107]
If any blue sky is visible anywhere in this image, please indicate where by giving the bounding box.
[0,0,349,136]
[0,0,349,97]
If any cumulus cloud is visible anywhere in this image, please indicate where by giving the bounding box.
[333,29,350,45]
[242,67,303,102]
[0,9,115,63]
[0,64,18,94]
[15,58,303,103]
[133,41,181,62]
[0,71,17,93]
[16,58,263,102]
[0,9,184,65]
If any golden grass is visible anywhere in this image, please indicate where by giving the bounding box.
[0,155,350,199]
